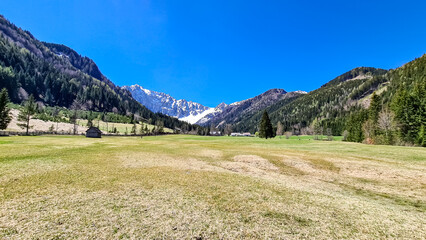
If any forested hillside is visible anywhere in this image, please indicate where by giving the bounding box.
[233,67,388,134]
[233,56,425,146]
[0,15,195,130]
[205,89,304,129]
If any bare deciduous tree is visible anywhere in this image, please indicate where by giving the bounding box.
[276,121,284,136]
[70,100,82,135]
[224,124,232,136]
[362,120,375,144]
[342,130,349,141]
[378,108,396,139]
[284,131,292,139]
[326,128,333,141]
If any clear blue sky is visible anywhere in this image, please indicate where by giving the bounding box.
[2,0,426,107]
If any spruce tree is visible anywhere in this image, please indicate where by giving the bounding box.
[17,95,37,135]
[392,81,426,145]
[131,123,137,135]
[139,123,145,137]
[369,92,381,124]
[346,109,368,143]
[0,88,12,130]
[259,111,274,139]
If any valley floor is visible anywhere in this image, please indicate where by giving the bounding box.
[0,135,425,239]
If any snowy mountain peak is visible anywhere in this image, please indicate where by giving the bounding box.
[293,90,308,94]
[123,84,218,124]
[215,102,228,110]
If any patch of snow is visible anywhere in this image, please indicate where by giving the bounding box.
[230,100,245,106]
[56,52,69,58]
[179,107,219,124]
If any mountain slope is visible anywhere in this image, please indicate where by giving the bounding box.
[0,15,191,130]
[202,89,305,128]
[232,67,389,134]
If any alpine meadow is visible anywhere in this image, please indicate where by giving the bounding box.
[0,1,425,239]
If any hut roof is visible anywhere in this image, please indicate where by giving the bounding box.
[86,127,102,133]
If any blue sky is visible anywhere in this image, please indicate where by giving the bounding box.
[2,0,426,106]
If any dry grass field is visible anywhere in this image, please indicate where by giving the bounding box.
[0,135,425,239]
[5,109,173,134]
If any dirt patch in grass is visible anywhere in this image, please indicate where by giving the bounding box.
[197,149,223,160]
[1,135,425,239]
[219,155,279,177]
[119,152,224,173]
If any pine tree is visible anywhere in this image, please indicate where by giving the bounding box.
[87,118,93,127]
[139,123,144,136]
[0,88,12,130]
[259,111,274,139]
[131,123,137,135]
[156,121,164,134]
[346,109,368,143]
[17,95,37,135]
[392,81,426,145]
[369,92,381,124]
[69,110,78,135]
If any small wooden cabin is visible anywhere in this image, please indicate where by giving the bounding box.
[86,127,102,138]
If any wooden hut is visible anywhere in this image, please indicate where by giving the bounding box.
[86,127,102,138]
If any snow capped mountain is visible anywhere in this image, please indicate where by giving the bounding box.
[125,84,306,126]
[123,84,223,124]
[195,102,228,125]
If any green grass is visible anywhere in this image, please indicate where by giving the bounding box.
[0,135,425,239]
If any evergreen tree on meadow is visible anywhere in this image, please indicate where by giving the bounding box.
[369,92,381,124]
[17,95,37,135]
[392,81,426,146]
[0,88,12,130]
[139,123,144,135]
[131,123,137,136]
[259,111,274,139]
[87,118,93,127]
[363,92,382,141]
[346,109,368,143]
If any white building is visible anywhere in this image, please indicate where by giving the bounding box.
[230,132,252,137]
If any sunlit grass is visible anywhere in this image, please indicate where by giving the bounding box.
[0,135,425,239]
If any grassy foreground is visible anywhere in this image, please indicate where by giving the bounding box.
[0,135,425,239]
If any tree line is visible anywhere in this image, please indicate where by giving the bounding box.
[0,88,205,135]
[0,30,195,131]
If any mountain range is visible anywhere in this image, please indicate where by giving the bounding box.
[124,84,307,126]
[123,84,225,124]
[0,14,424,145]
